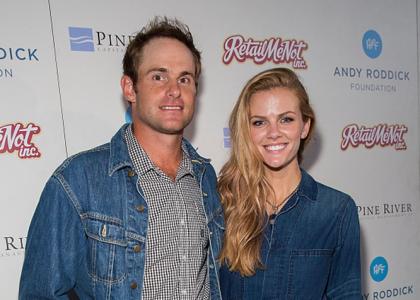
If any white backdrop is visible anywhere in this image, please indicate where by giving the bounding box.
[1,0,419,299]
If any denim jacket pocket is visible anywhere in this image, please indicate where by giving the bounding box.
[287,249,333,299]
[85,217,128,284]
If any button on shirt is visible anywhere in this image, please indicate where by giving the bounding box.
[125,127,210,299]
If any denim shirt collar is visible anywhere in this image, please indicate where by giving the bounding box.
[279,168,319,214]
[297,168,318,202]
[108,123,210,176]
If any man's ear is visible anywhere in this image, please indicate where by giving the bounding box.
[121,75,136,103]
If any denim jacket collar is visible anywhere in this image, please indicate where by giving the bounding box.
[108,124,210,176]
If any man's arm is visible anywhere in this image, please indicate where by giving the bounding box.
[19,176,86,299]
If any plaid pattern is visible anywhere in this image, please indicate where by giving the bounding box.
[125,127,210,300]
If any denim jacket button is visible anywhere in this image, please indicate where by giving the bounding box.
[134,244,141,253]
[130,281,138,289]
[136,205,145,212]
[127,169,135,177]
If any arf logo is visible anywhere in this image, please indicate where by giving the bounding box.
[370,256,388,282]
[0,123,41,158]
[362,30,382,59]
[69,27,94,52]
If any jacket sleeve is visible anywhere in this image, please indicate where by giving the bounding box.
[326,197,362,299]
[19,175,86,299]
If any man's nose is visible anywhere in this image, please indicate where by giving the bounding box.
[167,79,181,98]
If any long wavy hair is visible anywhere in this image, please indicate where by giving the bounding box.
[218,68,315,276]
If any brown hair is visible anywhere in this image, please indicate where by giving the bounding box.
[218,68,315,276]
[123,16,201,85]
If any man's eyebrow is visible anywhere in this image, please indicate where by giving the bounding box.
[179,71,195,78]
[145,67,168,75]
[145,68,195,78]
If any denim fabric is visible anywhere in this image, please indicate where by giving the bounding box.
[19,124,224,300]
[220,170,361,300]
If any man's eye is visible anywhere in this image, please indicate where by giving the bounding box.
[179,77,191,84]
[152,74,165,81]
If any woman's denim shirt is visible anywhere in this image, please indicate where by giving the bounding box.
[19,124,224,300]
[220,170,361,300]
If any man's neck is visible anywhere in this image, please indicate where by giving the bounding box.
[132,124,183,180]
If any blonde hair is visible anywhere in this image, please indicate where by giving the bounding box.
[218,68,315,276]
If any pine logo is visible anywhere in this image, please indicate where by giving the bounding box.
[69,27,94,52]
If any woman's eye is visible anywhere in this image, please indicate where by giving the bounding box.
[252,120,265,127]
[280,116,294,123]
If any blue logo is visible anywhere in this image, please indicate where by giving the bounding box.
[69,27,94,52]
[362,30,382,59]
[125,106,132,123]
[223,127,231,148]
[370,256,388,282]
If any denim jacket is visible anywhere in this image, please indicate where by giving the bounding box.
[220,170,361,300]
[19,124,224,300]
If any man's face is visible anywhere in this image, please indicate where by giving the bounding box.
[122,37,197,137]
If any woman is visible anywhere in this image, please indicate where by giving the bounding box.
[218,68,361,299]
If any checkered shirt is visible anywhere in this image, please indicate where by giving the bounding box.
[125,127,210,300]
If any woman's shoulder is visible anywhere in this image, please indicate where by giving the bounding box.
[300,169,356,212]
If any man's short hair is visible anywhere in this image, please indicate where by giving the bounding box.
[123,16,201,86]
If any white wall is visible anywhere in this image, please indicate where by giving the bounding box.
[1,0,419,298]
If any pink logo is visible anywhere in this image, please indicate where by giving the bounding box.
[223,35,308,69]
[341,124,407,150]
[0,123,41,158]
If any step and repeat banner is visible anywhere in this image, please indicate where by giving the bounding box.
[1,0,419,298]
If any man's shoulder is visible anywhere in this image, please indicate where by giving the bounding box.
[53,142,111,176]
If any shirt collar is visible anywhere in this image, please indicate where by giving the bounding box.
[125,125,194,178]
[278,169,319,214]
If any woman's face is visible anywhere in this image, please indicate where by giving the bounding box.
[249,87,310,173]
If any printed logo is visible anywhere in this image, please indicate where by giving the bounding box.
[341,124,407,151]
[68,26,135,53]
[0,47,39,61]
[370,256,388,282]
[125,106,132,123]
[0,123,41,158]
[358,202,414,219]
[362,246,415,299]
[363,30,382,59]
[333,29,409,93]
[1,235,26,258]
[223,127,231,148]
[0,47,39,79]
[223,35,308,69]
[0,68,13,79]
[69,27,95,52]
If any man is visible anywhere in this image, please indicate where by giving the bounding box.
[19,17,223,299]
